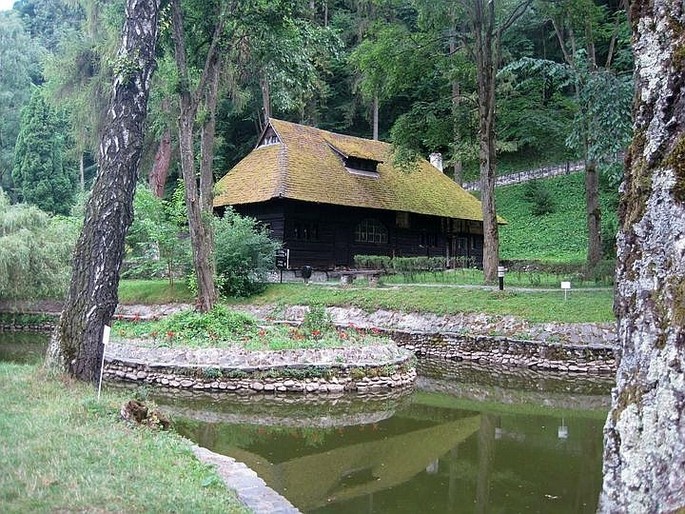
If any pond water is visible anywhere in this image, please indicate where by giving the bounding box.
[0,332,49,364]
[0,332,612,513]
[154,360,612,514]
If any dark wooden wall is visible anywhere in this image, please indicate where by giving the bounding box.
[226,199,484,270]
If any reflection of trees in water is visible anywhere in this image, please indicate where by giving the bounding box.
[476,413,497,514]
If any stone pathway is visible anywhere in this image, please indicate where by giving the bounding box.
[191,445,301,514]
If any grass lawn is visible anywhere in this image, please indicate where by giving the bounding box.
[118,280,614,324]
[0,363,248,513]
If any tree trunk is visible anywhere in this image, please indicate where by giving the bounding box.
[473,0,500,284]
[170,0,219,312]
[45,0,160,383]
[149,129,171,197]
[585,158,602,268]
[199,58,220,212]
[372,94,379,140]
[599,0,685,510]
[79,152,85,192]
[450,34,463,185]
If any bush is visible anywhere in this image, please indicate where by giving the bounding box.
[0,189,77,300]
[523,180,556,216]
[213,208,280,297]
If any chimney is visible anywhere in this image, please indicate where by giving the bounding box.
[429,152,443,172]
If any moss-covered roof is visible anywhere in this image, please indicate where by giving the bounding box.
[214,118,486,221]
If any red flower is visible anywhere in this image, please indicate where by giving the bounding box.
[258,329,266,337]
[166,331,174,339]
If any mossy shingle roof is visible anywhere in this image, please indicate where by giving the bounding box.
[214,118,486,222]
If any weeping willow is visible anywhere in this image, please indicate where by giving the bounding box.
[0,189,77,300]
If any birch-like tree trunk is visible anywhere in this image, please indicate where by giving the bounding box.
[45,0,160,382]
[599,1,685,510]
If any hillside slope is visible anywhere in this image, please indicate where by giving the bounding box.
[496,172,618,262]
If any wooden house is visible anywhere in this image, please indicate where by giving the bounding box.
[214,118,490,270]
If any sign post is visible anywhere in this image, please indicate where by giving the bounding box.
[561,281,571,300]
[497,266,506,291]
[275,249,289,283]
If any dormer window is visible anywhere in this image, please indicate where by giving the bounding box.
[326,141,382,178]
[345,156,379,175]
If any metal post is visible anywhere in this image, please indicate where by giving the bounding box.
[497,266,505,291]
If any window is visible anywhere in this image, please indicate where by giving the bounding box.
[355,218,388,244]
[259,134,280,147]
[293,221,318,241]
[396,212,410,229]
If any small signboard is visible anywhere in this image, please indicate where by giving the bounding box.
[275,249,288,270]
[561,281,571,300]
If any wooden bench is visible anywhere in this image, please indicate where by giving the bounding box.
[337,269,386,286]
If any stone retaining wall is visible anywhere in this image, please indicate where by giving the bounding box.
[104,358,416,394]
[389,330,617,374]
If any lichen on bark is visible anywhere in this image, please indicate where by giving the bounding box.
[600,0,685,511]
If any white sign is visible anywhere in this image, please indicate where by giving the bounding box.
[561,281,571,289]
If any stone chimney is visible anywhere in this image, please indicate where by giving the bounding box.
[429,152,443,172]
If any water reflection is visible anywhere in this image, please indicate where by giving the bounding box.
[159,358,609,514]
[0,332,48,364]
[0,333,609,513]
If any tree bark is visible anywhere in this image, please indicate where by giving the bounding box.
[586,158,602,268]
[149,128,171,197]
[599,0,685,511]
[472,0,500,284]
[45,0,160,382]
[170,0,220,312]
[372,94,379,140]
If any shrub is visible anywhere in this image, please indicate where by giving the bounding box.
[157,305,258,343]
[523,180,556,216]
[301,304,333,338]
[0,189,77,300]
[124,183,191,282]
[213,208,280,297]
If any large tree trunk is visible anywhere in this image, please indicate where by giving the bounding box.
[599,0,685,511]
[585,158,602,268]
[473,0,500,284]
[45,0,160,382]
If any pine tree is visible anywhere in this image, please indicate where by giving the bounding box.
[12,88,74,215]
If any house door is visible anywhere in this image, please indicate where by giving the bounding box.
[333,225,350,268]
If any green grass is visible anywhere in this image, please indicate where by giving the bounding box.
[112,304,390,350]
[224,283,614,324]
[382,267,610,288]
[119,273,614,324]
[497,172,618,262]
[0,363,248,513]
[118,279,194,304]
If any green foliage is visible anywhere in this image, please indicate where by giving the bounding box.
[12,88,75,215]
[213,208,280,298]
[523,180,556,216]
[353,255,392,270]
[497,172,619,262]
[156,305,259,344]
[124,183,190,282]
[301,304,333,338]
[0,12,43,196]
[0,188,77,300]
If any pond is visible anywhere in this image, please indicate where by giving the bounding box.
[154,359,612,514]
[0,332,612,513]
